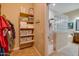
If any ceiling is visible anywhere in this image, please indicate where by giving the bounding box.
[49,3,79,14]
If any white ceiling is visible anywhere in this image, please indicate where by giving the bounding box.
[49,3,79,14]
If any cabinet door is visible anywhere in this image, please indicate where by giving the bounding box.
[73,33,79,43]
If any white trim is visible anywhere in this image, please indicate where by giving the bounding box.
[33,46,41,56]
[45,4,50,56]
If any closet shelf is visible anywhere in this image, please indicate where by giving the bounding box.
[20,34,34,37]
[20,20,34,24]
[19,11,34,49]
[20,28,34,30]
[27,21,34,24]
[20,40,34,44]
[20,12,34,17]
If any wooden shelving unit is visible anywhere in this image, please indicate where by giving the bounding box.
[20,12,34,17]
[19,20,34,24]
[20,34,34,37]
[19,12,34,49]
[20,28,34,30]
[27,21,34,24]
[20,40,34,45]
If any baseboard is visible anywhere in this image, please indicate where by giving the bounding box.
[33,46,41,56]
[13,47,20,51]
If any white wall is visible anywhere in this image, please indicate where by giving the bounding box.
[49,8,54,19]
[65,9,79,20]
[47,7,54,55]
[54,14,70,51]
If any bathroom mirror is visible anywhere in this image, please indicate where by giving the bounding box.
[68,22,73,29]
